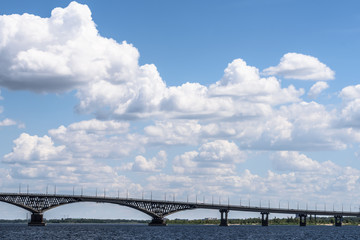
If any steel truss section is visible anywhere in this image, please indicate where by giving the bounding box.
[0,194,79,213]
[121,200,196,217]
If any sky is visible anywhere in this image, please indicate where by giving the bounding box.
[0,0,360,220]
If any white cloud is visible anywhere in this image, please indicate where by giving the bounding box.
[1,130,143,192]
[145,120,202,145]
[173,140,245,175]
[0,2,151,93]
[271,151,321,171]
[262,53,335,80]
[161,82,231,118]
[49,119,143,159]
[209,59,304,105]
[340,84,360,100]
[270,101,346,150]
[0,118,147,189]
[66,119,129,134]
[130,151,167,172]
[339,85,360,128]
[143,99,348,151]
[146,154,360,206]
[3,133,67,163]
[76,64,167,119]
[0,118,16,127]
[0,3,306,120]
[308,81,329,98]
[77,57,303,120]
[3,1,360,207]
[340,100,360,128]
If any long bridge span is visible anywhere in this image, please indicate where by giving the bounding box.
[0,192,358,226]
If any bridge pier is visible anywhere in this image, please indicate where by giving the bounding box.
[334,215,342,227]
[299,214,307,227]
[219,209,229,226]
[28,213,46,226]
[261,212,269,226]
[148,217,166,226]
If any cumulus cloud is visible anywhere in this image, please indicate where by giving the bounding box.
[0,2,318,141]
[77,57,305,120]
[339,84,360,128]
[0,1,155,94]
[308,81,329,98]
[76,64,167,119]
[3,133,67,163]
[262,53,335,80]
[49,119,142,158]
[3,1,360,206]
[66,119,129,134]
[1,118,147,187]
[145,120,202,145]
[209,59,303,105]
[0,118,16,127]
[147,155,360,205]
[2,129,143,192]
[340,84,360,101]
[0,2,307,120]
[130,151,167,172]
[173,140,245,175]
[271,151,321,171]
[143,100,347,151]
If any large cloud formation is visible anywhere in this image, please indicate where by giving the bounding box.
[0,2,151,93]
[2,1,360,207]
[0,2,306,120]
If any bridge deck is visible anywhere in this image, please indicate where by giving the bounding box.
[0,192,358,217]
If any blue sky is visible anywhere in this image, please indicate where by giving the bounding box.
[0,0,360,220]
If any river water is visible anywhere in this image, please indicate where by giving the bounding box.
[0,224,360,239]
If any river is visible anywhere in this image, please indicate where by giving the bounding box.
[1,223,359,239]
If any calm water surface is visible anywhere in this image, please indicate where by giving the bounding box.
[0,224,360,240]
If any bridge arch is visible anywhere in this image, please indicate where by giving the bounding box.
[42,201,154,220]
[0,197,39,213]
[0,194,197,225]
[43,200,159,219]
[0,196,165,218]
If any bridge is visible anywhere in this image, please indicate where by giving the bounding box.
[0,192,359,226]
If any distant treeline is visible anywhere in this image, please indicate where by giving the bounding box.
[168,216,360,225]
[0,217,359,225]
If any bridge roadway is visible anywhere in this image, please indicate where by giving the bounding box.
[0,192,358,226]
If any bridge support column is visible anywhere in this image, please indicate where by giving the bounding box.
[261,212,269,226]
[334,215,342,227]
[28,213,46,226]
[148,217,166,226]
[219,209,229,226]
[299,214,307,227]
